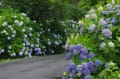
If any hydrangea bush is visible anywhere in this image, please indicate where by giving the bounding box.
[0,2,70,59]
[0,7,43,58]
[63,0,120,79]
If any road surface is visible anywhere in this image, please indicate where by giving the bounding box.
[0,54,69,79]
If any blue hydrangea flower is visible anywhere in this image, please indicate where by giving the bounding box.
[102,11,110,15]
[75,44,83,52]
[99,19,107,26]
[110,18,117,24]
[80,54,87,60]
[87,61,96,72]
[100,42,106,48]
[105,63,110,68]
[88,52,95,59]
[117,10,120,15]
[95,60,102,67]
[81,47,88,55]
[85,75,93,79]
[66,63,76,73]
[102,29,112,38]
[82,68,90,76]
[89,24,96,32]
[76,65,82,72]
[69,45,75,53]
[106,4,112,10]
[66,52,72,60]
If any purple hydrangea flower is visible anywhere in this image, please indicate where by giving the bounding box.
[89,24,96,32]
[102,11,110,15]
[87,61,96,72]
[95,60,102,67]
[75,44,83,51]
[85,75,93,79]
[117,10,120,15]
[105,63,110,68]
[66,63,76,73]
[81,47,88,55]
[69,45,75,53]
[82,68,90,76]
[99,19,107,26]
[102,29,112,38]
[88,52,95,59]
[80,54,87,60]
[66,52,72,60]
[62,76,67,79]
[106,4,112,10]
[100,42,106,48]
[114,5,120,9]
[110,18,117,24]
[76,65,82,72]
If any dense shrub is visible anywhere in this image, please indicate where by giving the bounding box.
[0,6,44,59]
[63,0,120,79]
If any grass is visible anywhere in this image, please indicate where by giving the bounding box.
[0,59,10,63]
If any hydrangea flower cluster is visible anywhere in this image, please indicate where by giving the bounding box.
[66,44,95,60]
[65,0,120,78]
[0,6,67,58]
[64,44,102,79]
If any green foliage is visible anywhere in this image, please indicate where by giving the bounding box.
[0,6,43,58]
[65,0,120,78]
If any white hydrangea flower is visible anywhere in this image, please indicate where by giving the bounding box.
[91,13,97,19]
[48,28,50,32]
[85,14,90,19]
[8,25,12,28]
[14,16,17,18]
[0,2,2,6]
[51,50,54,53]
[1,49,5,53]
[100,42,106,48]
[89,9,95,13]
[54,41,59,45]
[2,21,8,26]
[13,30,16,34]
[48,41,51,45]
[7,37,11,40]
[27,17,30,21]
[11,53,16,57]
[78,20,84,26]
[19,21,24,26]
[112,0,115,4]
[3,30,7,33]
[106,4,112,10]
[22,29,26,32]
[29,28,33,31]
[11,28,14,31]
[24,35,28,38]
[21,13,27,16]
[108,42,115,48]
[118,37,120,42]
[28,53,32,58]
[30,44,34,48]
[12,35,15,38]
[33,20,36,23]
[14,20,19,24]
[29,33,32,37]
[19,52,23,56]
[98,6,103,11]
[8,46,12,49]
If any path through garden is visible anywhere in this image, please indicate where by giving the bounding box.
[0,54,69,79]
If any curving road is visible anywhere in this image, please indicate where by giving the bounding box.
[0,54,69,79]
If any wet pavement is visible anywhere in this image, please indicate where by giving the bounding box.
[0,54,69,79]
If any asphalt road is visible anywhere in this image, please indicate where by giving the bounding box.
[0,54,69,79]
